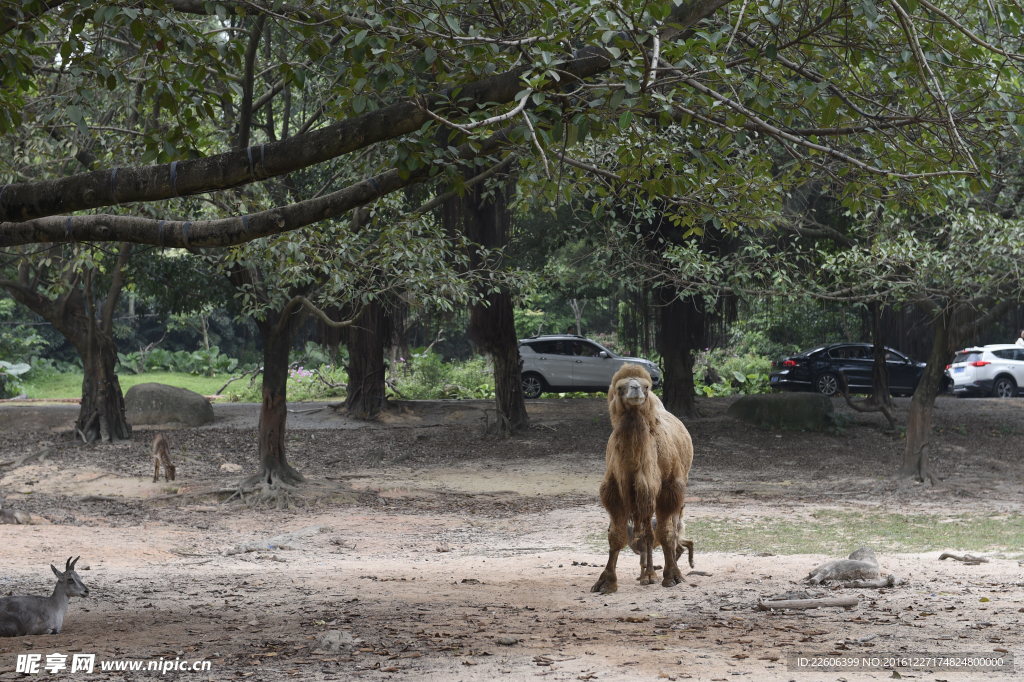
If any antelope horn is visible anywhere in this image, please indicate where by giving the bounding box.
[67,556,80,570]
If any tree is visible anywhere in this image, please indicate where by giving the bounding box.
[818,209,1024,482]
[4,1,1024,452]
[215,202,478,496]
[4,1,1022,254]
[444,167,529,434]
[0,243,133,441]
[344,300,389,420]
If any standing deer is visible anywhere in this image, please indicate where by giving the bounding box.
[0,557,89,636]
[152,433,175,482]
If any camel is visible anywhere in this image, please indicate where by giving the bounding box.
[592,364,694,594]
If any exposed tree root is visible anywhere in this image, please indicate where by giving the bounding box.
[221,469,369,509]
[224,466,306,509]
[836,372,897,430]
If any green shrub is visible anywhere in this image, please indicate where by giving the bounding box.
[693,349,772,397]
[118,346,240,376]
[0,360,31,398]
[392,352,495,399]
[220,364,349,402]
[288,364,347,401]
[291,341,346,370]
[0,300,48,363]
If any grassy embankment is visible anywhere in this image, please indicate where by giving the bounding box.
[19,372,234,400]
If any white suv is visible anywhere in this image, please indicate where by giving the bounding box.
[947,344,1024,398]
[518,335,662,399]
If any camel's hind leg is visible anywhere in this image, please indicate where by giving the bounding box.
[628,519,658,583]
[675,515,695,569]
[637,518,658,585]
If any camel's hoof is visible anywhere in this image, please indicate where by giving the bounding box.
[662,569,683,587]
[638,569,658,585]
[591,572,618,594]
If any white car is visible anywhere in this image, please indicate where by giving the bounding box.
[947,344,1024,398]
[518,335,662,399]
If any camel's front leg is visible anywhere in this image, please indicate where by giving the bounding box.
[592,478,629,596]
[592,514,627,594]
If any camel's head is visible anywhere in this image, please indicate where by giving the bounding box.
[610,364,653,409]
[618,377,649,407]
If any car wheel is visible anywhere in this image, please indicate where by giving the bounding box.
[814,372,839,396]
[521,372,546,399]
[991,376,1017,398]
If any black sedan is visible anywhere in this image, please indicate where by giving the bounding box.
[769,343,926,396]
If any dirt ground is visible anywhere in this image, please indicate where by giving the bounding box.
[0,395,1022,681]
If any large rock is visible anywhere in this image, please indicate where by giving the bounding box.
[727,393,835,431]
[125,382,214,426]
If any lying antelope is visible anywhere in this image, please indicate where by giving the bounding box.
[0,557,89,636]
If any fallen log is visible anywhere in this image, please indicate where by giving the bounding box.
[757,596,859,611]
[939,552,989,565]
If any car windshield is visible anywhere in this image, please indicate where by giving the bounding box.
[953,351,982,364]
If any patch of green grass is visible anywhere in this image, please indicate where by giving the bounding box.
[588,510,1024,556]
[696,510,1024,555]
[21,371,234,400]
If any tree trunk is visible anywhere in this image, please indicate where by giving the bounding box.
[445,166,527,435]
[869,302,894,407]
[618,288,651,358]
[471,292,529,434]
[656,288,702,417]
[73,330,131,442]
[3,250,133,443]
[569,298,585,335]
[901,314,951,483]
[345,300,388,420]
[251,315,304,486]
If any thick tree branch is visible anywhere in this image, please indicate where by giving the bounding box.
[0,0,70,37]
[237,15,268,150]
[99,243,132,334]
[294,296,357,328]
[676,74,974,179]
[0,0,732,224]
[0,129,515,247]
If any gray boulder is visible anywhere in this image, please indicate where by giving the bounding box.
[125,382,214,426]
[726,393,835,431]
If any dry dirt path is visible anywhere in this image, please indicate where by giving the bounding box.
[1,396,1022,680]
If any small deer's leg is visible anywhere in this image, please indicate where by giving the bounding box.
[153,459,160,483]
